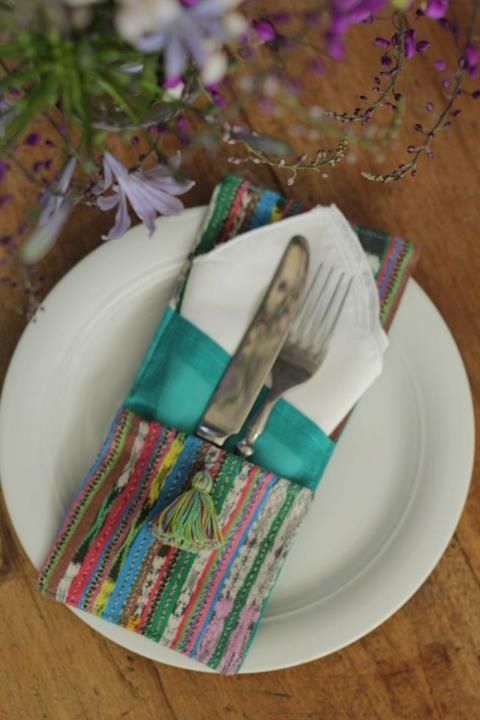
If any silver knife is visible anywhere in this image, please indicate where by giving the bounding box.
[197,236,310,447]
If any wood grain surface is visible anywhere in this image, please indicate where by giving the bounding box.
[1,9,480,719]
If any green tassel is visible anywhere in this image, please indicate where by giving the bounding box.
[151,471,224,552]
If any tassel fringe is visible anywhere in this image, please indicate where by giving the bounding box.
[151,471,224,552]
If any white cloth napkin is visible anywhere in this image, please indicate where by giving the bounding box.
[180,206,388,436]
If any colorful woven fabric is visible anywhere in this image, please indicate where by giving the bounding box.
[196,176,418,329]
[39,409,312,674]
[38,176,418,674]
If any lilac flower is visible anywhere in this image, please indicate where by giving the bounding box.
[326,0,387,61]
[252,19,276,42]
[425,0,449,19]
[96,152,194,241]
[464,44,479,66]
[464,44,479,75]
[404,29,417,59]
[116,0,247,85]
[416,40,431,53]
[21,158,76,264]
[326,32,345,61]
[207,82,227,107]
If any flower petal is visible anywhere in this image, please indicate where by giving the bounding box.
[165,35,189,79]
[122,179,158,234]
[201,51,227,84]
[21,200,73,264]
[180,15,209,66]
[143,175,195,196]
[97,194,119,211]
[104,152,128,180]
[135,30,168,53]
[128,177,185,225]
[38,157,77,225]
[102,192,132,241]
[57,157,77,194]
[192,0,241,19]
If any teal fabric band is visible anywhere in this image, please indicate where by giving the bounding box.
[125,307,335,492]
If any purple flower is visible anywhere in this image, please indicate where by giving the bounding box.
[164,76,182,89]
[207,83,227,106]
[326,32,345,61]
[0,160,8,183]
[416,40,431,53]
[434,59,447,71]
[375,37,390,48]
[25,132,40,146]
[117,0,247,85]
[404,28,417,59]
[464,44,479,74]
[326,0,387,61]
[464,44,480,65]
[21,158,76,264]
[425,0,449,19]
[96,152,194,241]
[252,19,276,42]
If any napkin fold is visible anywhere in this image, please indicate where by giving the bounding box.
[38,175,418,674]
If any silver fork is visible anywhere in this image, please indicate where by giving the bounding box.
[236,265,353,458]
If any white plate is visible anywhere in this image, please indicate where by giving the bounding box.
[0,207,474,673]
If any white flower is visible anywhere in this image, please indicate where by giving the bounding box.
[116,0,247,84]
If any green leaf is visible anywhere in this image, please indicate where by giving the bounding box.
[95,72,142,126]
[2,73,58,147]
[67,64,93,153]
[0,64,51,93]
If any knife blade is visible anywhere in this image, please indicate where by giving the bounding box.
[197,235,310,447]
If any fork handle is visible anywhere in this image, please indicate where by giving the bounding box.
[236,392,279,458]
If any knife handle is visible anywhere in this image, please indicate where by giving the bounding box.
[196,236,309,447]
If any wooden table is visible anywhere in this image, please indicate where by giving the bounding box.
[1,11,480,720]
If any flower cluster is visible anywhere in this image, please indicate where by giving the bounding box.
[0,0,479,290]
[116,0,247,85]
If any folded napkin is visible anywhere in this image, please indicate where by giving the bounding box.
[38,175,418,674]
[181,205,388,436]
